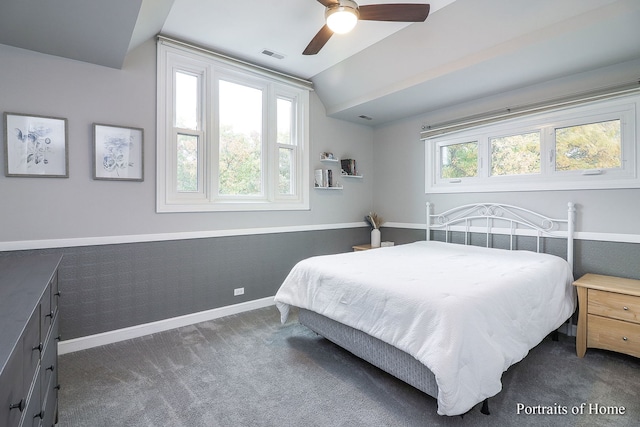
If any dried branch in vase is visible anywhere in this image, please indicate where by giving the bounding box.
[364,212,384,229]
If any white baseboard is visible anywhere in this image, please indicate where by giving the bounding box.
[58,297,276,355]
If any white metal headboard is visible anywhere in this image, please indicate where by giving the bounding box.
[426,202,576,270]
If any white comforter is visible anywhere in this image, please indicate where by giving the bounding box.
[274,241,576,416]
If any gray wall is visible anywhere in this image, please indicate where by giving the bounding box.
[1,228,369,340]
[0,40,375,340]
[3,38,640,342]
[373,59,640,278]
[0,39,374,242]
[372,59,640,233]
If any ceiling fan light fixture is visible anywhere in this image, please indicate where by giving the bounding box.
[326,2,359,34]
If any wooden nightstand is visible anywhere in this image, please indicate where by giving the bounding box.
[352,244,374,251]
[573,274,640,358]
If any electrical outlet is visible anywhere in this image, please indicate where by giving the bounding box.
[234,287,244,296]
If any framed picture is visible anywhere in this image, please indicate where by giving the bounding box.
[93,123,144,181]
[4,112,69,177]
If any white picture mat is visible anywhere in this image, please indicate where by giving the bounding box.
[94,124,143,180]
[5,114,67,176]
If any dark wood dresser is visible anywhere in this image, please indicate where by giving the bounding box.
[0,254,62,427]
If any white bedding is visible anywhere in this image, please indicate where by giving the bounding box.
[274,241,576,416]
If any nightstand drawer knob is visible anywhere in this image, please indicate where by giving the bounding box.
[622,336,628,341]
[623,306,628,310]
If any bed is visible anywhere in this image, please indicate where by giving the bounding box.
[274,203,577,416]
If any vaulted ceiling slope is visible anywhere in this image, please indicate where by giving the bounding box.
[1,0,638,127]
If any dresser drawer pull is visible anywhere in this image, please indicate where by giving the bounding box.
[622,336,628,341]
[623,306,629,310]
[55,291,61,297]
[34,410,44,420]
[47,365,55,372]
[9,399,25,412]
[32,342,43,352]
[45,311,54,319]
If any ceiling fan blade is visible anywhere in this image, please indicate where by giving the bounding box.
[317,0,339,6]
[358,4,430,22]
[303,25,334,55]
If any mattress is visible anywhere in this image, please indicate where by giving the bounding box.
[274,241,576,415]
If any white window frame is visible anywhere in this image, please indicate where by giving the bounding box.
[157,38,310,212]
[426,94,639,193]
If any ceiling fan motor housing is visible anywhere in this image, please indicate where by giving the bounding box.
[325,0,360,34]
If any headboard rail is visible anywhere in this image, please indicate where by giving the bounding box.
[426,202,575,269]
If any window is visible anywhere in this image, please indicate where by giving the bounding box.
[426,95,638,193]
[440,140,478,179]
[157,38,310,212]
[554,119,621,172]
[490,131,540,177]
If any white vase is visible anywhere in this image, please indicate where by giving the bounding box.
[371,228,381,248]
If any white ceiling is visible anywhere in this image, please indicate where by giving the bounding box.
[1,0,639,126]
[160,0,457,79]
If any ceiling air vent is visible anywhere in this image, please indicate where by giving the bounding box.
[261,49,285,60]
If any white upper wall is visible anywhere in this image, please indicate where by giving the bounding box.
[0,40,374,245]
[372,58,640,236]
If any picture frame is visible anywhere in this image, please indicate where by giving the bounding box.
[93,123,144,181]
[4,112,69,177]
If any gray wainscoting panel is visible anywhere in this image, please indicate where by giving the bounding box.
[573,239,640,280]
[1,228,369,340]
[5,227,637,341]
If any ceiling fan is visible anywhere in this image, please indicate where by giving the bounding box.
[303,0,430,55]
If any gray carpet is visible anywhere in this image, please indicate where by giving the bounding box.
[59,307,639,426]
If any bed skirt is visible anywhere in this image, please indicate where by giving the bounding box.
[298,308,439,400]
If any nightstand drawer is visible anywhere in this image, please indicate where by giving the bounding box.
[587,314,640,358]
[588,289,640,324]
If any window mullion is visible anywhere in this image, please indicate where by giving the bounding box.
[479,136,487,179]
[542,126,553,176]
[209,73,220,201]
[265,85,274,202]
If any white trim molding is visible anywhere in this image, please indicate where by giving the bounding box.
[0,222,369,252]
[3,221,639,252]
[58,296,276,355]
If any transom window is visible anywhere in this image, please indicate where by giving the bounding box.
[426,95,638,193]
[554,119,621,172]
[157,38,310,212]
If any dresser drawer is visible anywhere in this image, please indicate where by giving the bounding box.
[587,314,640,358]
[588,289,640,324]
[22,309,41,389]
[22,372,42,427]
[40,281,53,339]
[0,347,24,427]
[50,271,60,317]
[41,315,58,404]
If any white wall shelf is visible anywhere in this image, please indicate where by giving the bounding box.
[316,153,359,189]
[314,185,343,190]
